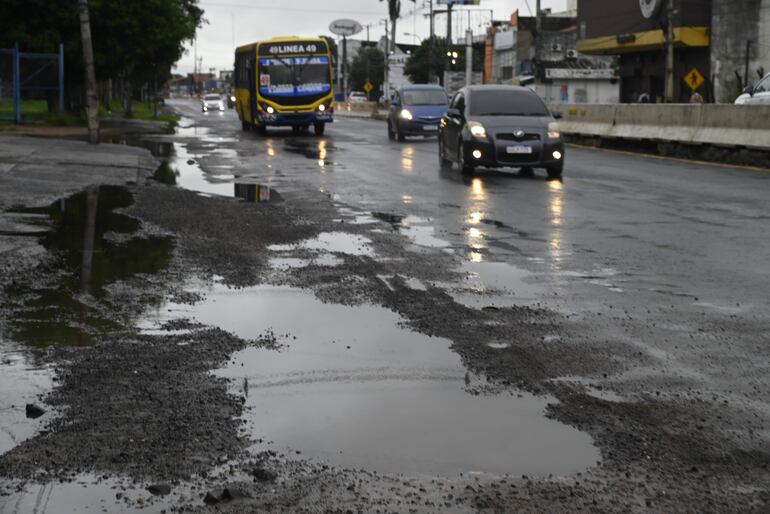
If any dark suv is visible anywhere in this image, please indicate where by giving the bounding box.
[438,85,565,178]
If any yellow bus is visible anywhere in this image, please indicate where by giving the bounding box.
[234,37,334,136]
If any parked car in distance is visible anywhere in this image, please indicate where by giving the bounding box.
[202,94,225,112]
[438,85,565,178]
[735,73,770,104]
[348,91,368,103]
[388,85,449,142]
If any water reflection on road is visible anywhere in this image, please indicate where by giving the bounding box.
[142,283,599,478]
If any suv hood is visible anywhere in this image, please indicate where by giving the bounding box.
[403,104,448,118]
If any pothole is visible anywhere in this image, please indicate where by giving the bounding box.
[142,284,600,477]
[0,349,55,455]
[268,232,374,257]
[5,186,174,347]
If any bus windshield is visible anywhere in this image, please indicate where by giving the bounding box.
[259,56,331,97]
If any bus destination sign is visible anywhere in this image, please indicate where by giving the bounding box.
[258,41,327,56]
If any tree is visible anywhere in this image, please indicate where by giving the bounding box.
[404,37,464,84]
[78,0,99,143]
[0,0,203,115]
[349,46,385,100]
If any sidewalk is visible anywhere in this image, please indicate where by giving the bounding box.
[0,134,158,211]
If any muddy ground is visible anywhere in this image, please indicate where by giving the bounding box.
[0,114,768,512]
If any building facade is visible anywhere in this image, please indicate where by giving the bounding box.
[711,0,770,102]
[484,7,618,104]
[577,0,770,103]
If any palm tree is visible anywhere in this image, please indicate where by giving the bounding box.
[380,0,400,53]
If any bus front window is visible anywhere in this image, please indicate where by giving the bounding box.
[259,57,330,97]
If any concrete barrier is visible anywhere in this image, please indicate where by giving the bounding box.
[334,101,379,113]
[552,104,770,151]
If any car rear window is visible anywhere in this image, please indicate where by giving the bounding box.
[204,95,221,100]
[402,89,448,105]
[469,89,549,116]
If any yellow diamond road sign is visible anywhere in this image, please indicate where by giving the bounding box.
[684,68,704,91]
[363,81,373,93]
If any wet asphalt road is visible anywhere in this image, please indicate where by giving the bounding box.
[2,99,769,511]
[176,99,770,314]
[171,97,770,446]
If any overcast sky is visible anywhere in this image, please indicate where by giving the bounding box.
[174,0,567,75]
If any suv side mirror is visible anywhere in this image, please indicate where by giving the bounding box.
[743,85,755,96]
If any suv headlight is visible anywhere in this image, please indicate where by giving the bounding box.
[400,109,413,120]
[468,121,487,139]
[547,121,561,139]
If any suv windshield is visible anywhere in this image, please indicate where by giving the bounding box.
[402,89,448,105]
[204,95,221,101]
[469,89,549,116]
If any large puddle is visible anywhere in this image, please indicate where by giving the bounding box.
[142,283,598,477]
[4,186,174,347]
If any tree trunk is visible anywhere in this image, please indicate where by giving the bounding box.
[78,0,100,144]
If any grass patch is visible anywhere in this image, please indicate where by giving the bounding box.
[100,99,177,125]
[0,99,78,125]
[1,98,176,128]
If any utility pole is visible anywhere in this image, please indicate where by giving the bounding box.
[429,0,434,83]
[465,29,473,87]
[447,3,453,46]
[78,0,99,144]
[744,40,751,89]
[383,20,390,101]
[664,0,676,102]
[535,0,542,82]
[342,35,348,100]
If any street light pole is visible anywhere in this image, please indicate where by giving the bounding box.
[664,0,676,102]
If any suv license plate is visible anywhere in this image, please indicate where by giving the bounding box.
[423,125,437,131]
[506,145,532,154]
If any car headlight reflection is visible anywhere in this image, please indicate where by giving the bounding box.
[468,121,487,139]
[400,109,413,120]
[548,121,561,139]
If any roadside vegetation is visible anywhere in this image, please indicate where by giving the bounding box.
[0,0,204,122]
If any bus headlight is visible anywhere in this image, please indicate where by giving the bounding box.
[547,121,561,139]
[468,121,487,139]
[400,109,413,120]
[266,105,275,114]
[318,103,326,112]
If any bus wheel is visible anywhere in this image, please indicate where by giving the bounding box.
[313,122,325,136]
[241,120,250,131]
[257,124,267,136]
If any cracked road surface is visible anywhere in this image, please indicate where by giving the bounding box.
[0,99,768,512]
